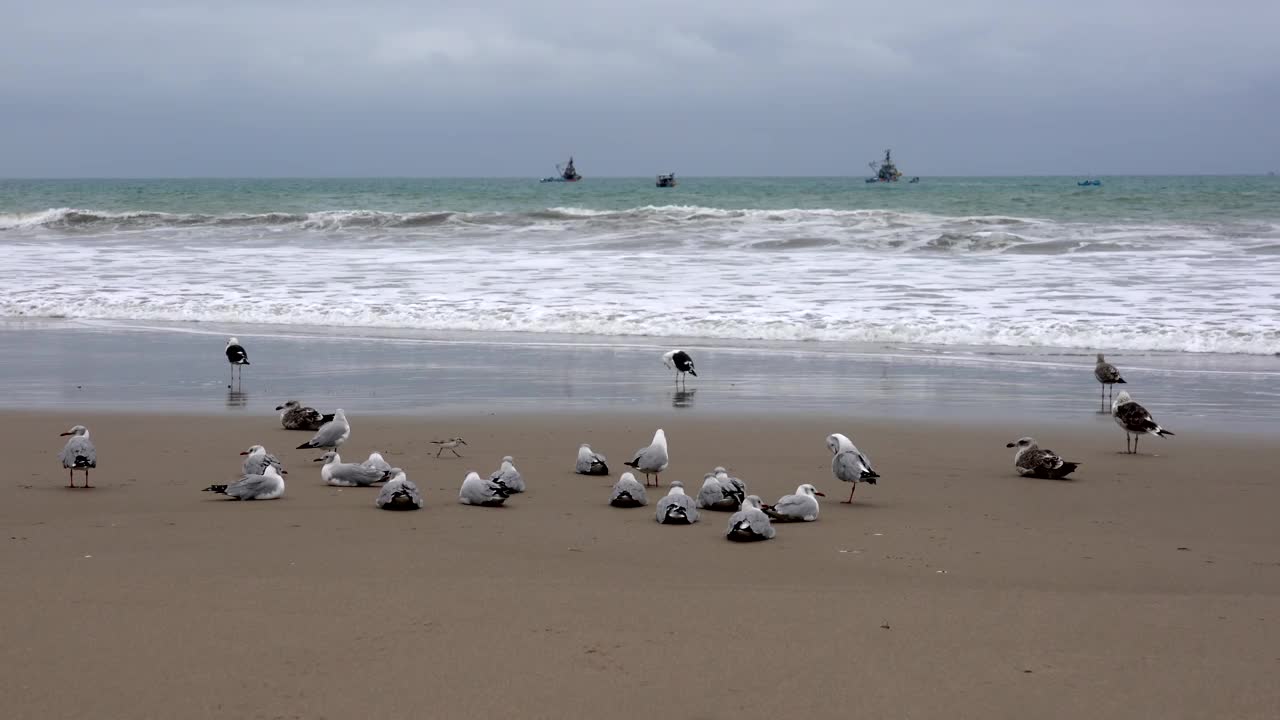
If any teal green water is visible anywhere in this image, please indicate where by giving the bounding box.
[3,176,1279,223]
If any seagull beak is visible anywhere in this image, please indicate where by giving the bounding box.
[279,469,288,475]
[59,432,72,436]
[1006,442,1016,448]
[239,451,250,455]
[314,457,325,463]
[274,405,284,410]
[814,491,826,497]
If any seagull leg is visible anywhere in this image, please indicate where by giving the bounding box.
[83,470,92,488]
[841,484,856,504]
[67,469,76,488]
[1134,435,1140,455]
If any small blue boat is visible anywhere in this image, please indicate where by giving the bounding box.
[1077,179,1101,187]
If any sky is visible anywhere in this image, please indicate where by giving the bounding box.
[2,1,1278,177]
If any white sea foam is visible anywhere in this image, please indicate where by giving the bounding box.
[2,206,1278,354]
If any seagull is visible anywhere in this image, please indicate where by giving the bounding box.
[362,452,393,474]
[225,337,249,385]
[58,425,97,488]
[1094,353,1127,411]
[204,465,286,501]
[696,472,742,511]
[662,349,697,386]
[489,455,525,493]
[459,471,512,506]
[275,400,333,431]
[575,444,610,475]
[1006,437,1080,479]
[375,471,423,510]
[713,467,747,499]
[240,445,284,476]
[726,495,776,542]
[624,428,669,486]
[433,437,467,458]
[609,472,649,508]
[315,451,394,487]
[763,484,824,522]
[296,409,350,450]
[655,481,699,524]
[826,433,881,504]
[1112,391,1174,454]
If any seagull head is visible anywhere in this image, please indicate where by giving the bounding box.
[1096,353,1106,363]
[275,400,299,411]
[652,428,667,448]
[59,425,88,437]
[367,451,385,462]
[1113,391,1133,409]
[797,483,825,498]
[240,445,266,456]
[502,455,514,464]
[226,337,239,347]
[619,472,638,485]
[826,433,853,455]
[742,494,763,510]
[314,451,338,464]
[668,481,686,496]
[1006,437,1037,449]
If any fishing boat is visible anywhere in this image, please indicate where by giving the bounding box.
[1077,179,1102,187]
[908,176,920,184]
[540,156,582,183]
[656,173,676,188]
[865,149,904,183]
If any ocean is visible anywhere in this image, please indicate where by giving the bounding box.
[2,176,1278,355]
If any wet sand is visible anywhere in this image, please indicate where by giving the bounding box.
[3,410,1279,719]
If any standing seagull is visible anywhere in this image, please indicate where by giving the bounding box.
[826,433,881,504]
[662,349,697,387]
[763,484,824,522]
[624,428,669,486]
[726,495,776,542]
[375,471,423,510]
[1112,391,1175,454]
[1006,437,1080,479]
[225,337,250,386]
[296,409,350,450]
[655,481,699,524]
[203,465,285,501]
[58,425,97,488]
[1094,353,1127,411]
[575,444,610,475]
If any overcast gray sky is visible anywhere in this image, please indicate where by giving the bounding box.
[3,1,1278,176]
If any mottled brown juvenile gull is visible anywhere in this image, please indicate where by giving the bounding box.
[1094,353,1127,411]
[1005,437,1080,479]
[275,400,332,431]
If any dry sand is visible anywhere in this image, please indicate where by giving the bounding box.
[2,410,1278,719]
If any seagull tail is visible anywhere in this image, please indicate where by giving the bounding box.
[860,470,880,484]
[688,369,698,377]
[1155,428,1175,437]
[296,441,315,450]
[1056,462,1080,478]
[203,485,229,495]
[1116,377,1126,383]
[623,459,640,469]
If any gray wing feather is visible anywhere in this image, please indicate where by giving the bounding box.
[376,478,423,508]
[490,466,524,493]
[307,419,348,447]
[225,473,273,500]
[332,463,388,487]
[610,476,649,505]
[657,494,699,523]
[631,445,668,472]
[60,436,97,468]
[832,451,864,483]
[727,508,776,538]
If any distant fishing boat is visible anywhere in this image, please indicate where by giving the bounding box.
[908,176,920,184]
[865,149,905,183]
[656,173,676,188]
[540,156,582,183]
[1077,179,1102,187]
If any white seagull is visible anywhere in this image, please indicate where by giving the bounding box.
[826,433,881,504]
[763,484,824,522]
[624,428,669,486]
[58,425,97,489]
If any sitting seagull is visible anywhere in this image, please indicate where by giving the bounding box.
[1094,353,1127,412]
[275,400,332,431]
[459,471,512,506]
[655,481,699,524]
[662,349,697,386]
[624,428,669,486]
[375,471,423,511]
[204,465,286,501]
[575,444,610,476]
[609,472,649,508]
[1006,437,1080,479]
[239,444,284,476]
[763,484,824,522]
[433,437,467,458]
[726,495,776,542]
[712,466,747,503]
[826,433,881,504]
[362,451,393,474]
[1112,391,1175,454]
[225,337,249,384]
[315,451,393,487]
[58,424,97,489]
[489,455,524,493]
[296,409,350,450]
[696,473,742,511]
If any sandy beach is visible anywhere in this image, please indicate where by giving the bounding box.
[3,409,1278,719]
